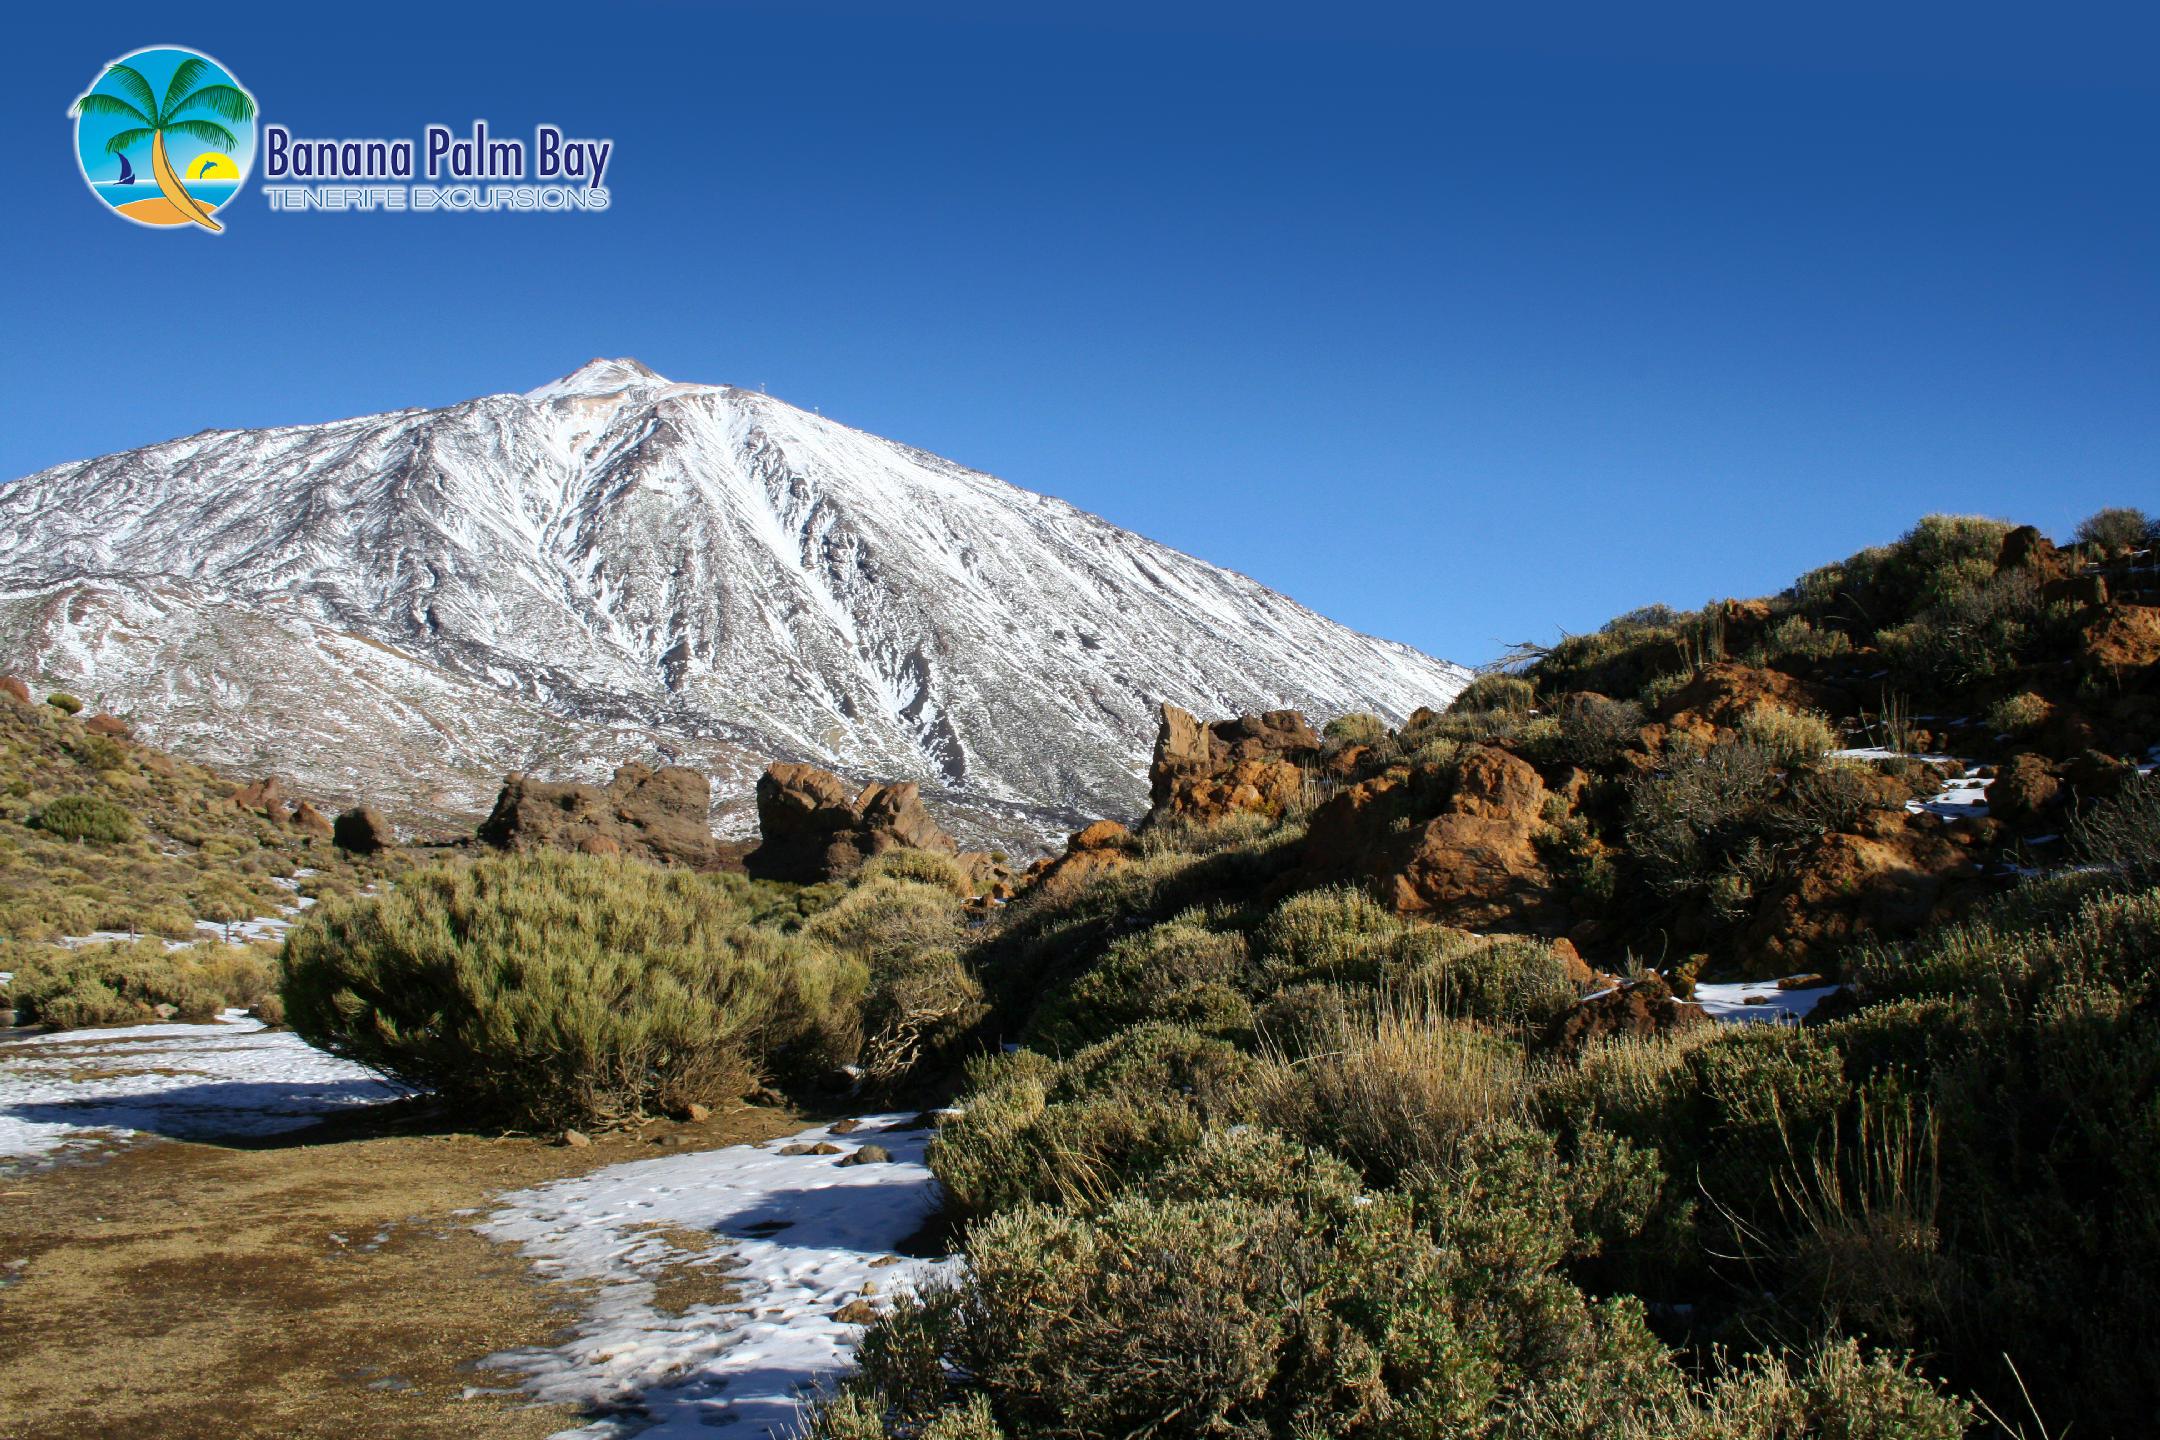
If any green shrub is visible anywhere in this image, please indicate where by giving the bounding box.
[31,794,136,844]
[806,875,966,967]
[1983,690,2050,736]
[1624,741,1784,910]
[1448,673,1537,715]
[1665,1337,1972,1440]
[2074,505,2151,553]
[9,939,274,1028]
[1735,705,1838,765]
[859,846,972,896]
[1321,711,1388,746]
[929,1024,1261,1215]
[1749,613,1852,666]
[45,693,83,716]
[282,851,867,1129]
[2066,772,2160,886]
[1260,996,1529,1185]
[1027,910,1252,1053]
[1878,569,2047,694]
[1404,932,1581,1029]
[856,947,987,1088]
[1250,884,1404,986]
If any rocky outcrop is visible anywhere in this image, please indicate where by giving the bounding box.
[478,763,737,871]
[82,713,130,738]
[1546,974,1709,1054]
[1739,821,1983,973]
[1988,754,2063,828]
[229,777,288,818]
[745,763,958,883]
[1304,743,1557,929]
[333,807,394,855]
[1653,663,1846,730]
[1022,818,1137,901]
[0,677,29,706]
[2080,604,2160,676]
[290,800,335,838]
[1148,704,1320,823]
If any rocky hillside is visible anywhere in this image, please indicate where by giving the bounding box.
[0,361,1469,850]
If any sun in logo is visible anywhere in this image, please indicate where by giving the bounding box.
[70,47,257,232]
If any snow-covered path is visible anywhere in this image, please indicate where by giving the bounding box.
[478,1114,960,1439]
[0,1011,407,1163]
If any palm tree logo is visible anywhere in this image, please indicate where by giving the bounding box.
[70,47,257,232]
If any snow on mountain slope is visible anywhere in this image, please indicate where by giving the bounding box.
[0,360,1469,848]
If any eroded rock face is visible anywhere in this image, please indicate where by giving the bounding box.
[745,763,957,883]
[1989,754,2063,828]
[1654,663,1846,730]
[83,714,130,738]
[229,777,288,818]
[2081,604,2160,675]
[1148,703,1320,822]
[1739,822,1981,973]
[333,806,393,855]
[1305,743,1556,930]
[290,800,335,838]
[478,763,736,870]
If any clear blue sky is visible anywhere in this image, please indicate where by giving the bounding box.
[8,2,2154,666]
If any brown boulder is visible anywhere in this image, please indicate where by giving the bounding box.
[1997,525,2068,579]
[745,763,957,883]
[229,777,287,818]
[1655,663,1845,729]
[333,807,394,855]
[2080,604,2160,674]
[1546,974,1710,1054]
[1741,821,1981,973]
[1988,755,2062,828]
[289,800,335,838]
[1304,743,1555,929]
[82,713,130,738]
[0,676,30,706]
[1069,819,1132,853]
[479,763,733,871]
[1148,704,1320,823]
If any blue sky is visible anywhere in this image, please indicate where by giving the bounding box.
[8,2,2155,666]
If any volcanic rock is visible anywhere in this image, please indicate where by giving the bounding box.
[1546,974,1709,1054]
[745,763,958,883]
[333,806,394,855]
[478,763,735,871]
[1148,703,1320,823]
[0,677,29,706]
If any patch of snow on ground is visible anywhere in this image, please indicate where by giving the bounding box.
[1826,749,1991,820]
[478,1114,960,1439]
[0,1010,406,1163]
[1695,981,1839,1024]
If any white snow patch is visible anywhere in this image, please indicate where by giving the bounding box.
[1695,980,1839,1024]
[0,1011,407,1162]
[477,1114,959,1439]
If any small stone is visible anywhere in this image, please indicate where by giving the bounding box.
[829,1118,861,1135]
[868,1255,903,1269]
[837,1144,894,1167]
[561,1129,591,1148]
[1776,974,1830,991]
[833,1300,881,1325]
[679,1102,712,1123]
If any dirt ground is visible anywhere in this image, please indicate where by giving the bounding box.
[0,1103,801,1440]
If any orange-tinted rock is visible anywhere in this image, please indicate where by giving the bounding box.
[289,800,335,838]
[1997,524,2067,579]
[1148,704,1320,822]
[83,713,130,738]
[1305,743,1555,929]
[0,677,29,706]
[1654,663,1845,729]
[745,763,957,882]
[1069,819,1132,852]
[230,777,287,818]
[1740,821,1981,972]
[2080,604,2160,674]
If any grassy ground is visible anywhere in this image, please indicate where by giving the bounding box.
[0,1100,801,1440]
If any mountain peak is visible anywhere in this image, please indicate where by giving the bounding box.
[526,357,670,402]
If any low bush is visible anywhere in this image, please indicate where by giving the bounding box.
[2074,505,2151,554]
[282,851,867,1129]
[806,874,966,968]
[2067,771,2160,886]
[45,693,83,716]
[1027,910,1252,1053]
[1448,673,1537,715]
[859,846,973,897]
[30,794,136,844]
[1734,704,1838,766]
[10,939,277,1028]
[1983,690,2049,736]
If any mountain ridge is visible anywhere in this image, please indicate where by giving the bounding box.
[0,360,1470,849]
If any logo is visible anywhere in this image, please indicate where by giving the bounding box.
[71,46,257,233]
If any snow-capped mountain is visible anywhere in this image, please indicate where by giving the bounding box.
[0,360,1469,847]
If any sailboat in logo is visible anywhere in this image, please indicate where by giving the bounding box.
[114,153,136,185]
